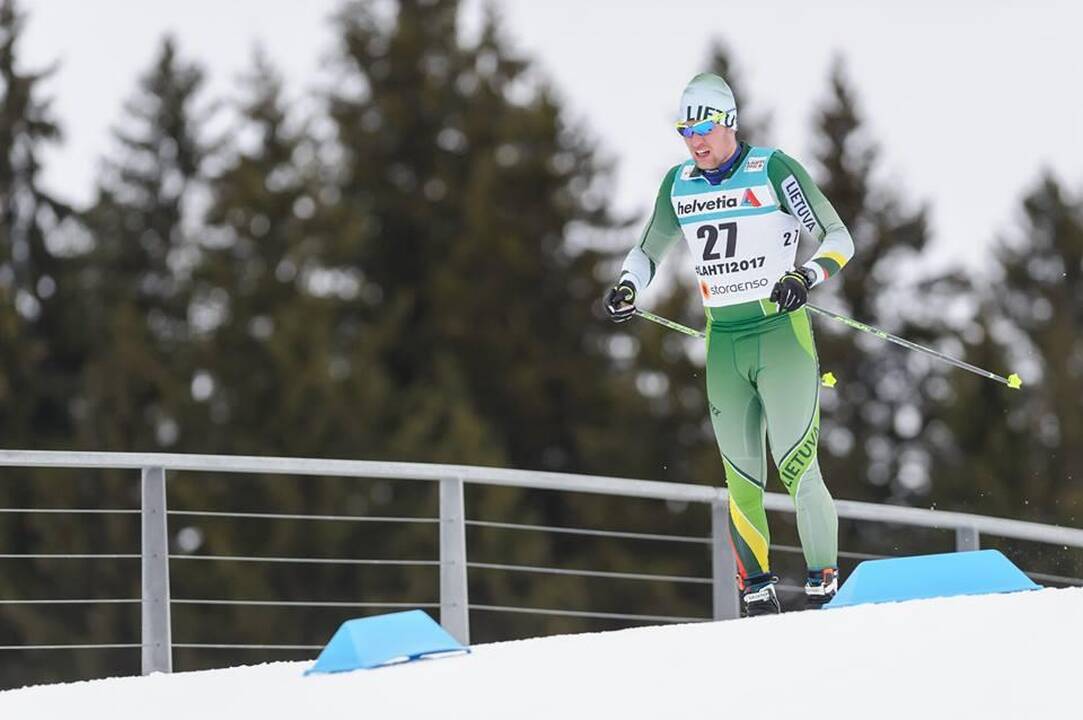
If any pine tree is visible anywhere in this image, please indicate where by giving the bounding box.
[0,0,76,447]
[2,36,218,685]
[705,38,771,144]
[807,59,940,512]
[996,175,1083,522]
[0,0,142,688]
[78,36,213,452]
[779,58,979,576]
[927,175,1083,581]
[193,49,365,455]
[325,0,653,472]
[168,50,417,664]
[321,0,707,641]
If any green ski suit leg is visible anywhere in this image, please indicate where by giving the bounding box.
[705,307,838,579]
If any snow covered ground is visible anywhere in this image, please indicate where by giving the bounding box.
[2,587,1080,719]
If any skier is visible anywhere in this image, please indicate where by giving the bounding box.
[604,73,854,615]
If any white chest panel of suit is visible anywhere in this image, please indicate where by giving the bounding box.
[669,150,800,308]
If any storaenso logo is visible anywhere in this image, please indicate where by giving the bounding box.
[781,424,819,488]
[676,195,739,216]
[782,176,817,233]
[704,277,769,296]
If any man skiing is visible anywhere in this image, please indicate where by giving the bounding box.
[604,73,854,616]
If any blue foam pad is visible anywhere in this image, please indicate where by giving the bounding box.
[305,609,469,674]
[827,549,1040,609]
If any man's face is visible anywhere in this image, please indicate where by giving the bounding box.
[683,126,736,170]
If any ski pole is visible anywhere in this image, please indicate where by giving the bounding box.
[634,308,705,339]
[805,304,1022,390]
[634,308,840,388]
[634,306,1021,390]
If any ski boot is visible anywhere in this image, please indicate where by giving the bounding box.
[739,572,781,617]
[804,567,839,608]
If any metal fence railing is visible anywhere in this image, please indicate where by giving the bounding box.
[1,449,1082,679]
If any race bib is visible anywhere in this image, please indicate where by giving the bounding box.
[672,184,801,308]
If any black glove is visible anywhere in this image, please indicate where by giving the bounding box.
[770,269,814,312]
[604,280,637,323]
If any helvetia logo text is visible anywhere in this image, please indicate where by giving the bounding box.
[676,194,739,216]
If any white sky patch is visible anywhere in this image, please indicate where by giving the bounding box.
[474,0,1083,275]
[20,0,1083,280]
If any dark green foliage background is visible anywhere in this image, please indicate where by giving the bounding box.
[0,0,1080,689]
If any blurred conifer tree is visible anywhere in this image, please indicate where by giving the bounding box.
[806,59,939,512]
[926,175,1083,579]
[0,0,76,447]
[77,36,212,452]
[4,0,1081,688]
[42,35,215,685]
[706,39,771,145]
[320,0,712,640]
[0,0,139,688]
[192,48,374,457]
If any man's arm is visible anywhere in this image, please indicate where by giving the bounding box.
[767,151,854,287]
[618,164,684,292]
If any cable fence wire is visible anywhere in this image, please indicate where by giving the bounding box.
[0,506,142,657]
[465,519,710,544]
[169,555,439,566]
[770,543,891,561]
[0,554,139,560]
[0,643,141,651]
[173,643,322,651]
[171,599,438,609]
[0,598,139,605]
[467,561,711,585]
[0,508,139,515]
[1027,571,1083,586]
[169,510,437,524]
[469,604,707,624]
[3,451,1083,681]
[772,545,1083,587]
[773,584,808,594]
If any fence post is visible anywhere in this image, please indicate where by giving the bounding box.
[439,476,470,645]
[141,466,172,674]
[956,525,981,552]
[711,495,740,620]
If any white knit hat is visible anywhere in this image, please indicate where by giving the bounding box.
[678,73,738,130]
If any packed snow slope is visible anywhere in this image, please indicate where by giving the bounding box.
[3,587,1081,719]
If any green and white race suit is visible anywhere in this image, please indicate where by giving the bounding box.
[620,143,854,579]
